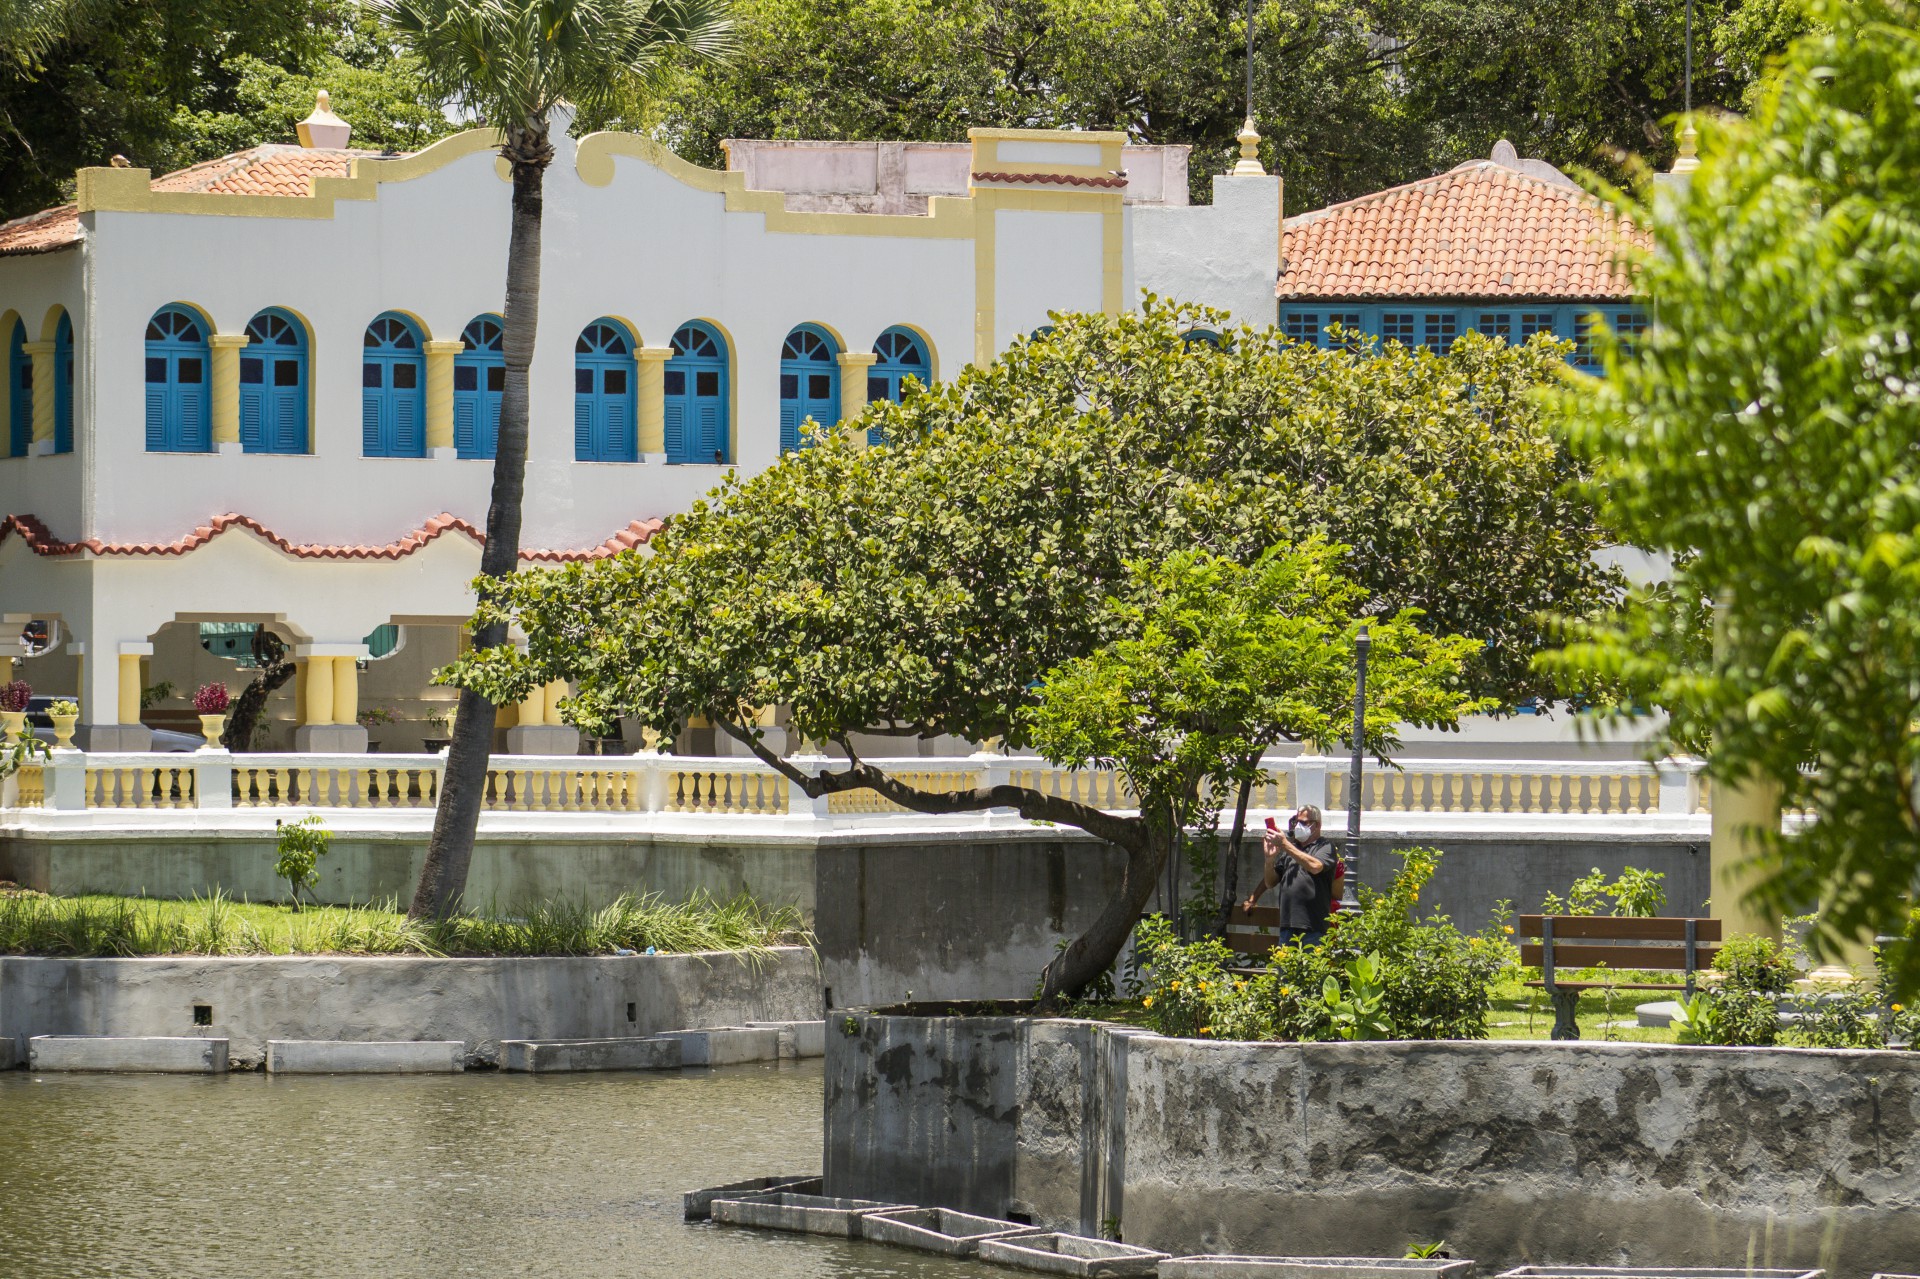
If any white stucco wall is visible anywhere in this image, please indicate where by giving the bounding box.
[1132,173,1282,328]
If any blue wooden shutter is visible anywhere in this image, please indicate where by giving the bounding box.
[363,383,384,456]
[145,386,166,451]
[240,387,264,451]
[455,396,478,458]
[393,371,422,455]
[177,384,207,451]
[664,399,685,462]
[575,393,595,461]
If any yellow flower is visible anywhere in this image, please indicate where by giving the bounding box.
[1279,986,1293,997]
[1199,1027,1212,1035]
[1503,925,1515,935]
[1235,979,1247,990]
[1142,995,1154,1008]
[1199,981,1210,992]
[1170,980,1181,991]
[1895,1003,1906,1013]
[1470,937,1483,946]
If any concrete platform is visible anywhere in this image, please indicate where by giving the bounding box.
[710,1192,903,1238]
[1497,1270,1822,1279]
[975,1232,1167,1277]
[1162,1259,1477,1279]
[501,1036,683,1073]
[683,1176,822,1221]
[29,1034,228,1073]
[748,1020,826,1059]
[861,1207,1041,1257]
[265,1039,464,1074]
[654,1026,781,1066]
[1635,1000,1686,1028]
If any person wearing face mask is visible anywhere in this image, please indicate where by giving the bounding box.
[1240,804,1338,948]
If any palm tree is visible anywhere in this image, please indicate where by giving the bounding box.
[373,0,733,920]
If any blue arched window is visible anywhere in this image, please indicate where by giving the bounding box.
[240,307,308,454]
[6,320,27,457]
[1181,328,1222,348]
[455,314,504,460]
[665,321,729,465]
[779,324,840,453]
[362,312,425,457]
[574,318,637,463]
[53,312,72,455]
[144,305,211,452]
[866,326,930,445]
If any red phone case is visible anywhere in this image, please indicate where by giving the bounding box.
[1264,816,1278,831]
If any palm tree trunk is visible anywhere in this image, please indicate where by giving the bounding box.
[409,125,549,920]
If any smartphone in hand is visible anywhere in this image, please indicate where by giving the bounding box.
[1264,816,1278,832]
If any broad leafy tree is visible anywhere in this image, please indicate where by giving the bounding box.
[446,298,1613,996]
[1538,0,1920,991]
[373,0,733,920]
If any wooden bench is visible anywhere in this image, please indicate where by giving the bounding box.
[1519,914,1721,1040]
[1224,903,1351,959]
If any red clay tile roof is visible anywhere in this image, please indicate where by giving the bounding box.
[0,204,81,256]
[149,144,397,197]
[1279,161,1645,300]
[0,512,661,562]
[970,170,1128,189]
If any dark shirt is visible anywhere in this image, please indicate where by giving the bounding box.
[1272,837,1338,932]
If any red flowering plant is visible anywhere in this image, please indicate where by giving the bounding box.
[0,680,30,713]
[192,683,231,715]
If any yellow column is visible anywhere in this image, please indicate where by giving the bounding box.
[22,341,55,448]
[116,653,141,725]
[423,339,463,452]
[636,346,673,454]
[518,685,545,727]
[0,655,11,684]
[1710,774,1782,940]
[304,656,335,726]
[208,334,249,448]
[543,679,568,723]
[838,352,877,442]
[331,656,358,727]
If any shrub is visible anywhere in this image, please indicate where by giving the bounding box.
[1540,865,1666,917]
[1714,933,1794,995]
[45,699,77,717]
[1135,846,1511,1042]
[273,815,332,909]
[1785,986,1884,1049]
[0,680,30,713]
[191,683,230,714]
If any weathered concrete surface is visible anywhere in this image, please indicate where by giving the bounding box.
[710,1192,901,1237]
[861,1207,1042,1257]
[749,1019,827,1059]
[973,1232,1167,1277]
[683,1176,821,1221]
[265,1039,464,1073]
[1161,1259,1476,1279]
[0,947,818,1066]
[500,1036,682,1072]
[0,829,815,912]
[29,1034,228,1073]
[654,1026,782,1066]
[825,1016,1920,1276]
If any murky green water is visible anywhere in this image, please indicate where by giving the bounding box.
[0,1060,976,1279]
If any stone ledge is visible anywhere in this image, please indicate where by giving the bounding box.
[748,1019,826,1058]
[29,1034,228,1073]
[653,1026,782,1066]
[265,1039,464,1073]
[500,1036,682,1072]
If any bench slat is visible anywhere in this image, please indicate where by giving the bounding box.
[1518,915,1722,941]
[1517,915,1722,942]
[1523,981,1688,992]
[1521,943,1721,971]
[1229,905,1282,927]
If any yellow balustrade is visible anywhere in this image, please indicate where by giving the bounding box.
[15,764,43,807]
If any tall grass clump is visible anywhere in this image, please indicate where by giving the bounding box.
[0,887,808,959]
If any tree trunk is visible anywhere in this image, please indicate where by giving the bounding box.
[409,126,549,920]
[1219,773,1254,936]
[222,628,294,751]
[1036,815,1171,1008]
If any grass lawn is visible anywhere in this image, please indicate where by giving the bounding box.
[1485,977,1682,1044]
[0,887,809,959]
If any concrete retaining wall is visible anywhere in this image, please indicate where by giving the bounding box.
[0,946,819,1066]
[825,1014,1920,1276]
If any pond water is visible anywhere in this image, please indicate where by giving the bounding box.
[0,1060,978,1279]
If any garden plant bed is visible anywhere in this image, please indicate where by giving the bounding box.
[861,1206,1043,1256]
[709,1192,902,1238]
[1160,1257,1477,1279]
[974,1231,1167,1277]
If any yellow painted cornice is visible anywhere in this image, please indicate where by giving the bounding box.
[75,128,506,220]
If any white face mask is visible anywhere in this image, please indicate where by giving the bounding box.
[1289,820,1314,842]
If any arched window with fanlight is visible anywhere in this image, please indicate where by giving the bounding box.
[53,312,73,454]
[145,305,211,452]
[6,319,28,457]
[361,312,425,457]
[574,318,637,463]
[455,314,504,460]
[239,307,308,454]
[664,321,729,465]
[779,324,840,453]
[866,326,930,445]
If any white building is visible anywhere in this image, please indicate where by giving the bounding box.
[0,102,1281,752]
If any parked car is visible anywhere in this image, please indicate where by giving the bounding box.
[26,696,203,752]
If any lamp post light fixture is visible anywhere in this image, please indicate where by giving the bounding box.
[1343,626,1370,913]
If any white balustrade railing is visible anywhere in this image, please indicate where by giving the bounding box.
[0,750,1710,820]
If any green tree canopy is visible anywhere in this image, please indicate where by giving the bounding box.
[640,0,1805,210]
[1537,0,1920,991]
[446,297,1613,996]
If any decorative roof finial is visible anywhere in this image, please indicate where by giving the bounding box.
[1232,117,1266,176]
[297,89,352,150]
[1671,118,1700,175]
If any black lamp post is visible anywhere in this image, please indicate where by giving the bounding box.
[1343,627,1370,912]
